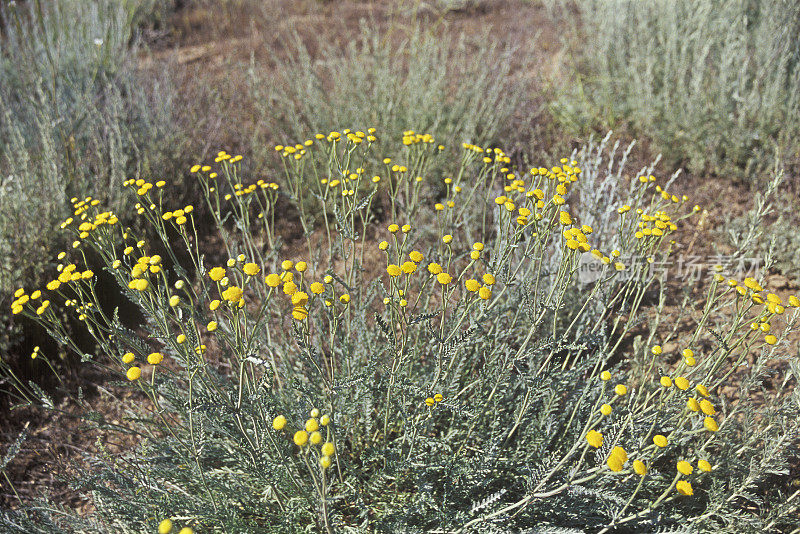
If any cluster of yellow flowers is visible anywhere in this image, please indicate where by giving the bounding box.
[588,370,720,497]
[273,408,337,469]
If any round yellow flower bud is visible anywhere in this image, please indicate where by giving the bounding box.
[272,415,287,430]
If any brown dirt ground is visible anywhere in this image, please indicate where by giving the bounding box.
[3,0,799,520]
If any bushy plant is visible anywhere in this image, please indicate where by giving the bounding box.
[0,0,186,358]
[4,130,800,532]
[550,0,800,181]
[249,20,528,177]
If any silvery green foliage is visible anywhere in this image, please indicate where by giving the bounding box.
[0,0,183,293]
[249,19,528,176]
[551,0,800,180]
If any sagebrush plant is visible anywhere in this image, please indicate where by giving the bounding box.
[549,0,800,181]
[249,20,527,178]
[0,0,185,299]
[4,129,800,532]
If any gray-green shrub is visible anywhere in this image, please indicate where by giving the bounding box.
[550,0,800,180]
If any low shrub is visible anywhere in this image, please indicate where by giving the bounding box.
[549,0,800,181]
[4,130,800,532]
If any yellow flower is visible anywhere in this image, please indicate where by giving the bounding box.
[147,352,164,365]
[696,384,710,397]
[243,262,260,276]
[685,355,697,366]
[122,352,135,364]
[388,224,399,233]
[169,295,180,307]
[676,480,693,496]
[310,431,322,444]
[207,321,217,331]
[559,211,572,225]
[292,306,308,321]
[291,291,309,306]
[610,446,627,464]
[126,366,141,381]
[321,442,335,456]
[310,282,325,294]
[473,242,484,251]
[437,272,452,285]
[600,403,612,416]
[465,279,480,292]
[614,384,627,396]
[210,299,221,311]
[295,261,307,272]
[401,224,411,233]
[320,415,330,426]
[699,399,716,415]
[281,260,294,271]
[698,459,712,472]
[478,286,492,300]
[428,263,443,275]
[293,431,309,446]
[158,519,173,534]
[703,417,719,432]
[586,430,603,448]
[387,264,402,277]
[607,455,623,472]
[675,376,690,390]
[482,273,496,286]
[132,279,149,292]
[209,267,226,281]
[677,460,693,475]
[425,397,435,406]
[633,460,647,475]
[442,235,453,244]
[409,250,423,263]
[687,398,700,412]
[401,261,417,274]
[765,334,777,345]
[273,415,287,430]
[305,418,319,432]
[222,286,243,302]
[378,240,389,251]
[265,273,281,287]
[339,294,350,304]
[660,376,672,388]
[600,370,611,381]
[320,456,332,469]
[651,345,662,355]
[179,527,193,534]
[653,434,668,448]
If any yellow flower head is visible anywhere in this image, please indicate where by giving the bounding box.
[660,376,672,388]
[586,430,603,448]
[243,262,260,276]
[614,384,627,396]
[687,398,700,412]
[677,460,693,475]
[387,264,402,277]
[147,352,164,365]
[126,366,141,381]
[158,519,173,534]
[699,399,716,415]
[465,279,480,292]
[653,434,668,448]
[600,370,611,381]
[697,459,712,472]
[633,460,647,475]
[703,417,719,432]
[676,480,693,496]
[265,273,281,287]
[427,263,443,275]
[321,442,335,456]
[437,272,452,285]
[600,404,612,416]
[222,286,243,302]
[209,267,226,281]
[293,430,309,446]
[674,376,690,390]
